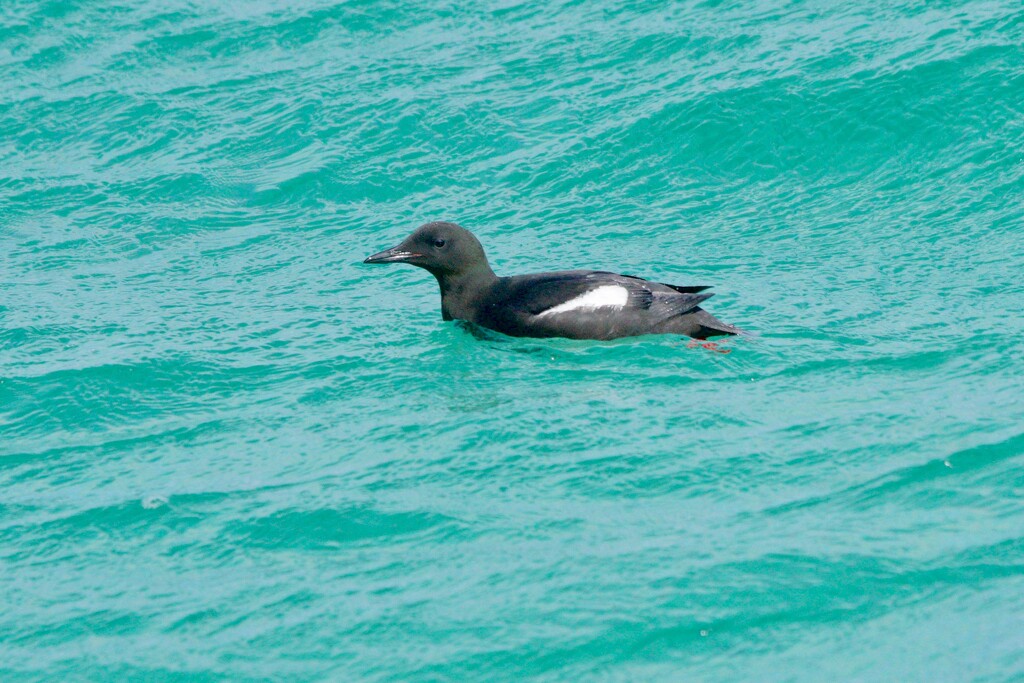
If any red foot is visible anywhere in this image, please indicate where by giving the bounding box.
[686,339,732,354]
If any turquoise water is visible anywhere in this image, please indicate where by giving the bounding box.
[3,0,1024,679]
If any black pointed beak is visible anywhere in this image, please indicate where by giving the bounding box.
[363,245,423,264]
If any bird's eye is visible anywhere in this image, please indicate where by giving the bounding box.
[433,238,446,248]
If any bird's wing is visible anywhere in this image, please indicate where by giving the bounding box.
[494,271,712,331]
[508,271,645,315]
[619,274,711,294]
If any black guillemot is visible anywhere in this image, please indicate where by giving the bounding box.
[364,221,742,340]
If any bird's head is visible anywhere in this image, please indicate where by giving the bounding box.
[364,221,490,278]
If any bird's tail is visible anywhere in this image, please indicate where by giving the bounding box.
[689,309,744,339]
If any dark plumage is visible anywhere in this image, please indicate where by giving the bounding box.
[363,221,742,340]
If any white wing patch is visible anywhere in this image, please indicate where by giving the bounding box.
[536,285,629,317]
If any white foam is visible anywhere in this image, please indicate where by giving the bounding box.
[536,285,629,317]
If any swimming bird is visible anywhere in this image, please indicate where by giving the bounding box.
[363,221,741,340]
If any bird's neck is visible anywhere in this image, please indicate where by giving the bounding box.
[434,264,497,322]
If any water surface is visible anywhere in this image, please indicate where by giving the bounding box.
[2,0,1024,679]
